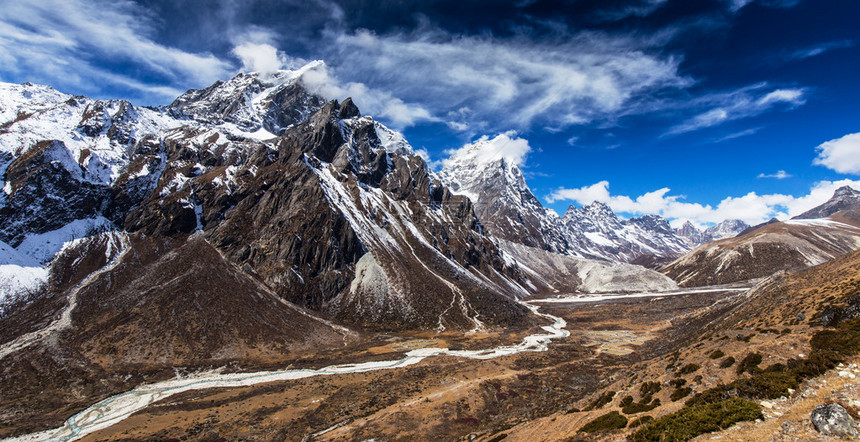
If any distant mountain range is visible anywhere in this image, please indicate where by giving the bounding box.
[0,61,682,341]
[437,141,748,264]
[663,186,860,286]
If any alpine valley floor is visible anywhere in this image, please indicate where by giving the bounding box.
[1,284,765,441]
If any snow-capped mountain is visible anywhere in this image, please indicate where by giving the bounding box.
[0,60,681,338]
[675,219,749,247]
[436,139,571,254]
[793,185,860,220]
[438,141,721,263]
[0,63,538,331]
[558,203,691,262]
[170,61,327,136]
[664,186,860,286]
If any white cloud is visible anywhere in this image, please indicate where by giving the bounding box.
[789,40,854,60]
[666,84,805,135]
[547,179,860,226]
[300,62,435,129]
[232,43,286,76]
[325,27,690,132]
[813,133,860,175]
[713,127,761,143]
[0,0,232,102]
[758,170,792,179]
[443,131,532,168]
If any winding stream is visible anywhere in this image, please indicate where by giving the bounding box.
[7,302,569,441]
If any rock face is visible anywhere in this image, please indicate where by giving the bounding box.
[820,295,860,327]
[1,65,535,333]
[437,137,706,263]
[795,186,860,220]
[437,141,570,255]
[559,205,691,262]
[663,187,860,287]
[810,403,860,438]
[170,62,328,135]
[0,66,531,334]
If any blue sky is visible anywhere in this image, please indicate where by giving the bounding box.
[1,0,859,227]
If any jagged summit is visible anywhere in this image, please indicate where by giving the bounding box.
[0,72,536,332]
[437,134,567,253]
[793,185,860,220]
[170,60,328,136]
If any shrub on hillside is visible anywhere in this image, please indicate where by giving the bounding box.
[719,356,736,369]
[629,398,762,442]
[579,411,628,433]
[709,350,725,359]
[736,353,762,375]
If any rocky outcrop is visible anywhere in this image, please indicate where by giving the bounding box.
[811,403,860,438]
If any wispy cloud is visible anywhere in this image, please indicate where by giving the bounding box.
[788,40,854,60]
[758,170,792,179]
[713,127,761,143]
[727,0,802,13]
[594,0,669,21]
[814,132,860,175]
[0,0,232,102]
[301,62,436,129]
[324,26,690,132]
[546,178,860,227]
[665,84,805,135]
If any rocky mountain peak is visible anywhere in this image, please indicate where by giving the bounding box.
[169,61,328,135]
[793,185,860,220]
[834,185,860,197]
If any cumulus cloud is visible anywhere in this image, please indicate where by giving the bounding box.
[0,0,232,102]
[666,84,805,135]
[546,179,860,227]
[442,131,532,168]
[758,170,792,179]
[232,43,286,75]
[325,27,689,132]
[814,132,860,175]
[300,61,435,129]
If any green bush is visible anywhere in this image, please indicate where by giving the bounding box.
[736,353,762,375]
[623,399,661,414]
[709,350,725,359]
[786,351,839,379]
[719,356,736,369]
[670,387,692,401]
[687,371,798,406]
[810,319,860,356]
[584,390,615,411]
[669,378,687,388]
[639,381,662,397]
[628,415,654,428]
[620,395,634,407]
[629,398,762,442]
[677,363,700,376]
[579,411,628,433]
